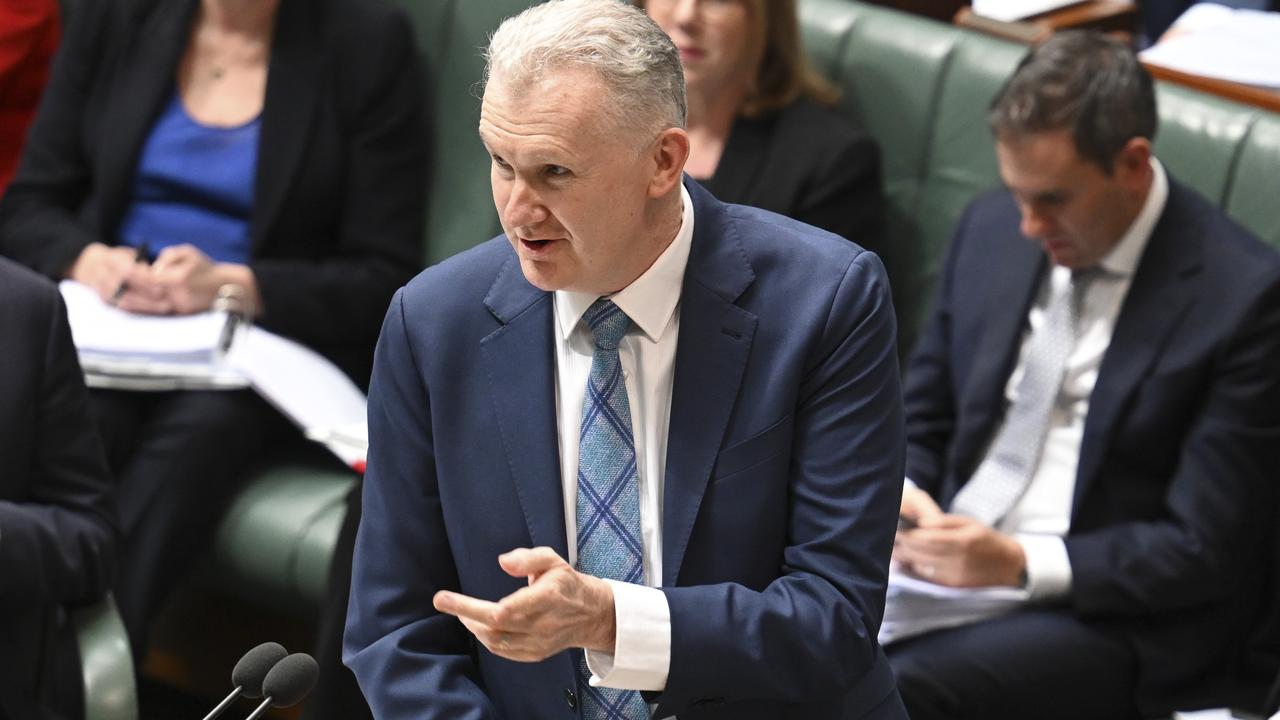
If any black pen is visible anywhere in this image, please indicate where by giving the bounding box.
[110,242,151,304]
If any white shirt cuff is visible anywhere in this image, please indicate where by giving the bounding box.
[903,477,918,492]
[583,579,670,692]
[1015,533,1073,601]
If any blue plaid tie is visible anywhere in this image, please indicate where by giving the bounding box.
[575,299,648,720]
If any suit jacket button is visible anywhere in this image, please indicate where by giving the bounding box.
[564,688,577,710]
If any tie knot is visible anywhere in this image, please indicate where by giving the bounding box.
[583,299,630,351]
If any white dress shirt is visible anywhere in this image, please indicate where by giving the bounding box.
[553,185,693,692]
[998,158,1169,599]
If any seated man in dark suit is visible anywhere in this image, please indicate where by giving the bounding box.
[0,257,116,720]
[887,30,1280,720]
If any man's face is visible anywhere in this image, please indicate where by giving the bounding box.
[480,71,671,294]
[996,129,1148,269]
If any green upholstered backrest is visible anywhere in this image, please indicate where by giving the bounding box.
[388,0,543,265]
[800,0,1024,351]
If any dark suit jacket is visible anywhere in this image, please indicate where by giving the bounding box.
[699,97,884,255]
[0,257,115,720]
[345,179,907,719]
[0,0,427,382]
[903,179,1280,714]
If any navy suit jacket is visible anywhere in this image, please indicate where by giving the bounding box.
[903,179,1280,713]
[346,179,907,719]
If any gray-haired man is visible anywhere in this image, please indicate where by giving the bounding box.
[344,0,908,718]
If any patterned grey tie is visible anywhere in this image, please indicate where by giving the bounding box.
[574,298,649,720]
[950,269,1098,526]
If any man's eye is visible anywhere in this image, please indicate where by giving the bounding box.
[492,155,511,170]
[545,165,570,177]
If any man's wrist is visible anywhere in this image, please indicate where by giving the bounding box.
[586,576,617,653]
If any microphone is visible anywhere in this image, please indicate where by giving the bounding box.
[202,642,289,720]
[243,652,320,720]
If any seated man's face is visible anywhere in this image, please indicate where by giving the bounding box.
[996,128,1147,270]
[480,69,669,295]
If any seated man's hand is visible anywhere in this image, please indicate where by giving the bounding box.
[894,513,1026,588]
[899,485,943,525]
[433,547,617,663]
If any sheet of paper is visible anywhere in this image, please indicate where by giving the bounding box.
[971,0,1084,22]
[879,565,1029,644]
[226,327,369,466]
[1140,4,1280,89]
[60,280,227,357]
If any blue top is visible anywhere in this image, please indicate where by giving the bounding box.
[116,93,260,264]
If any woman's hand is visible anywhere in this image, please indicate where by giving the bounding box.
[149,244,261,316]
[67,242,142,303]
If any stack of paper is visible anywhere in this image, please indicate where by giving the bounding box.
[1140,3,1280,89]
[59,280,369,469]
[60,281,249,390]
[971,0,1084,22]
[879,565,1029,644]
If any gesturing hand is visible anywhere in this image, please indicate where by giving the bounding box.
[433,547,617,662]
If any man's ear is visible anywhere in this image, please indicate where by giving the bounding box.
[1115,136,1152,185]
[648,127,690,198]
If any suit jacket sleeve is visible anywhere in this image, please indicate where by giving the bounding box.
[655,251,904,712]
[1066,272,1280,617]
[0,281,116,611]
[344,289,499,720]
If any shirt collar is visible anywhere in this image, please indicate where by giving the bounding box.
[555,183,694,343]
[1098,157,1167,277]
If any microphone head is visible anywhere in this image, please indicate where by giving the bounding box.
[231,642,288,698]
[262,653,319,707]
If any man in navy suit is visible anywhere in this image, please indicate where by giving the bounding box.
[343,1,907,718]
[887,31,1280,719]
[0,257,116,720]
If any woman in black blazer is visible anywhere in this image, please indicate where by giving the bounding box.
[639,0,884,251]
[0,0,427,681]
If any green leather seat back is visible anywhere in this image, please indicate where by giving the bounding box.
[388,0,541,265]
[1225,112,1280,250]
[1154,84,1255,207]
[800,0,1022,351]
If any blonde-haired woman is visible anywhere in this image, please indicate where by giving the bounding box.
[640,0,884,249]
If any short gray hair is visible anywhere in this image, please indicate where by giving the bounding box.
[484,0,687,139]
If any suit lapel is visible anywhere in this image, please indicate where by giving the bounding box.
[251,0,322,252]
[479,256,568,559]
[1073,192,1202,513]
[97,0,198,233]
[662,180,757,586]
[953,236,1045,483]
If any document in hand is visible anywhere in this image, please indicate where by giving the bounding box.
[59,280,369,469]
[879,565,1029,645]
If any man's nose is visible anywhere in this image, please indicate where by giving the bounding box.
[503,179,548,229]
[1019,206,1052,239]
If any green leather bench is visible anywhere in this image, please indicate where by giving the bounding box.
[193,0,1280,711]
